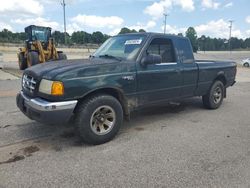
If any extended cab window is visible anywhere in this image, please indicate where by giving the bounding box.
[177,38,194,63]
[147,38,176,63]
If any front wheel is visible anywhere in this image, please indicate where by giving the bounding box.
[75,94,123,145]
[202,80,225,109]
[27,51,39,67]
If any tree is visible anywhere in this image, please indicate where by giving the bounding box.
[1,27,250,50]
[139,29,146,32]
[185,27,198,52]
[0,29,12,42]
[103,34,110,42]
[52,31,65,44]
[119,27,132,34]
[230,37,242,49]
[70,31,108,44]
[92,31,104,44]
[118,27,138,34]
[243,38,250,49]
[71,31,86,44]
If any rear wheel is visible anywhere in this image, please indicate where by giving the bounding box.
[58,52,67,60]
[18,52,27,70]
[75,94,123,145]
[202,80,224,109]
[27,51,39,67]
[243,62,249,67]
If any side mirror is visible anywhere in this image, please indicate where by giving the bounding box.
[141,54,162,66]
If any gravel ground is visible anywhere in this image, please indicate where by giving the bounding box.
[0,54,250,187]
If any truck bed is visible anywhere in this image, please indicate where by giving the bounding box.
[195,60,236,96]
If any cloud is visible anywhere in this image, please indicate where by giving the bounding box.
[246,16,250,24]
[0,0,44,17]
[41,0,81,5]
[0,22,13,31]
[67,23,83,35]
[195,19,244,38]
[70,14,124,30]
[144,0,195,19]
[224,2,233,8]
[161,25,186,34]
[201,0,220,9]
[156,19,248,39]
[128,20,156,31]
[108,28,122,36]
[11,17,59,30]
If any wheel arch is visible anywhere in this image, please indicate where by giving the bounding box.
[74,87,129,118]
[213,73,227,98]
[243,62,249,67]
[214,72,227,86]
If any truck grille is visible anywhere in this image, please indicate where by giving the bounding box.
[22,74,37,93]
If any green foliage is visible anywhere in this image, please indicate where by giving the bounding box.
[118,27,146,34]
[139,29,146,32]
[0,27,250,50]
[197,35,250,51]
[0,28,110,45]
[0,29,26,43]
[70,31,109,44]
[92,31,105,44]
[119,27,133,34]
[52,31,65,44]
[185,27,198,52]
[71,31,84,44]
[177,33,183,37]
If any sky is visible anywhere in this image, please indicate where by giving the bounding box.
[0,0,250,39]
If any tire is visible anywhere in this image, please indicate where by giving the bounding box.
[202,80,225,109]
[27,51,39,67]
[18,53,27,70]
[58,52,67,60]
[243,62,249,67]
[75,94,123,145]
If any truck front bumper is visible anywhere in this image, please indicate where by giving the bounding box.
[16,91,77,124]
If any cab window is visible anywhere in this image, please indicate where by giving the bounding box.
[147,38,176,63]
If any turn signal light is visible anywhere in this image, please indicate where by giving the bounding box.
[51,81,64,96]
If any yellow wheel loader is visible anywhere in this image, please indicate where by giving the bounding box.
[18,25,67,70]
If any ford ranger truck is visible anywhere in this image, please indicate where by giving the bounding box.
[16,33,237,145]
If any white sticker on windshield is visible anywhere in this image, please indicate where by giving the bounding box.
[125,39,142,45]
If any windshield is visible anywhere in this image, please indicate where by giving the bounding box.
[32,28,50,41]
[93,34,146,60]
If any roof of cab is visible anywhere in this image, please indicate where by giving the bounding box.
[116,32,187,39]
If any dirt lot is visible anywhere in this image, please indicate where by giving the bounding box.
[0,50,250,187]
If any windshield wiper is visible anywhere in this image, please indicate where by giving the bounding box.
[98,54,122,61]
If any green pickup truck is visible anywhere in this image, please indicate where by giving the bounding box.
[17,33,237,144]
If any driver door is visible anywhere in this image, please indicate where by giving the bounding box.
[136,37,182,106]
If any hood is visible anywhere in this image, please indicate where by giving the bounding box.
[24,58,119,80]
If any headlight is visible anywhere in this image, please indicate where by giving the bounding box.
[39,79,64,96]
